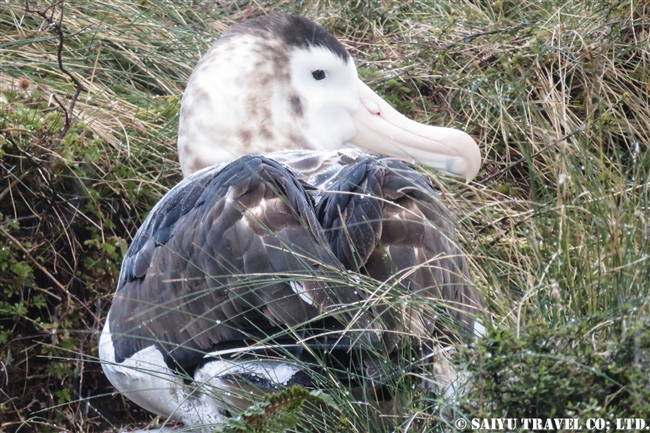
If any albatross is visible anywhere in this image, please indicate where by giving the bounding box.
[99,13,483,430]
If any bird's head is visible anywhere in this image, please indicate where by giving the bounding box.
[178,14,481,181]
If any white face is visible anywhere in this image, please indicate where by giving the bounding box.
[289,46,361,152]
[288,45,481,181]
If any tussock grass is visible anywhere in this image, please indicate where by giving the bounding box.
[1,0,649,431]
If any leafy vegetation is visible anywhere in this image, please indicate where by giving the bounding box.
[1,0,649,432]
[221,386,340,433]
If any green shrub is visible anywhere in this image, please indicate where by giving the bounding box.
[457,318,650,424]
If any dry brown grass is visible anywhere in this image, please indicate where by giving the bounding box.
[1,0,649,431]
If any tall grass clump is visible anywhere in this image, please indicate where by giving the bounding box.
[1,0,649,432]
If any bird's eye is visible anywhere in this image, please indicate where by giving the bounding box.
[311,70,326,81]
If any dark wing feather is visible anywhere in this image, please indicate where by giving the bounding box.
[110,156,375,371]
[317,157,483,341]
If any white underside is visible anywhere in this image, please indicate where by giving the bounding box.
[99,313,300,432]
[99,315,227,430]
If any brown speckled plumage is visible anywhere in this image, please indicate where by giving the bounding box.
[109,151,481,372]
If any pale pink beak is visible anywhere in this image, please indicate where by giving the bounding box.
[349,81,481,182]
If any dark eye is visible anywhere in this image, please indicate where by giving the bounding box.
[311,70,326,80]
